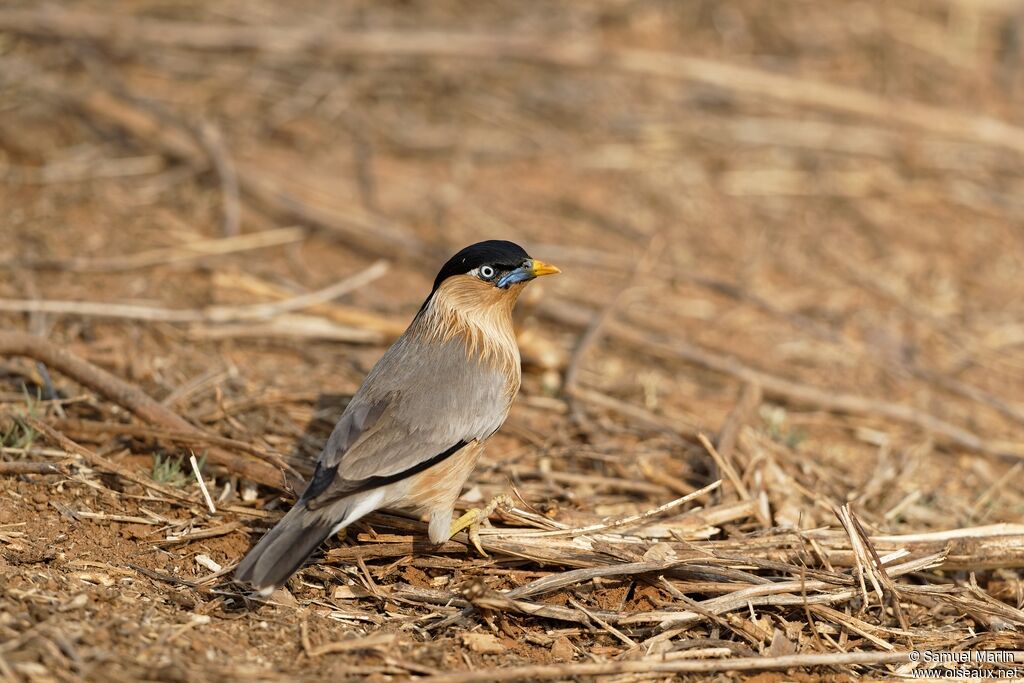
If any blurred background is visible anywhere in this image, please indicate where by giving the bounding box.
[3,0,1024,476]
[2,0,1024,677]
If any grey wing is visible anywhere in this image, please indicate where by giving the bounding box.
[302,333,513,509]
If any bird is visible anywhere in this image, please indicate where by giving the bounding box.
[235,240,560,594]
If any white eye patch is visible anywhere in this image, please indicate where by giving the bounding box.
[478,265,495,279]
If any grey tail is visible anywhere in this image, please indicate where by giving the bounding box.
[234,502,336,593]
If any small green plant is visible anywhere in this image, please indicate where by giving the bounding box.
[1,389,41,450]
[761,405,806,448]
[1,420,35,450]
[776,424,807,448]
[151,453,189,487]
[151,452,207,487]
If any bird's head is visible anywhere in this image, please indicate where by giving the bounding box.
[418,240,560,322]
[432,240,560,292]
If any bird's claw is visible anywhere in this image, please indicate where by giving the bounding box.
[448,494,514,557]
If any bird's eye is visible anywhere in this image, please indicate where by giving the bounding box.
[479,265,495,280]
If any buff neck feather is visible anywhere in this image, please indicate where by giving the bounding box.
[414,274,523,378]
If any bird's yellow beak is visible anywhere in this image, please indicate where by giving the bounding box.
[529,259,561,278]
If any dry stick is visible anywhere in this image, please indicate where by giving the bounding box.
[186,314,382,345]
[778,525,1024,571]
[0,260,389,324]
[458,592,630,628]
[700,525,1024,571]
[653,581,764,648]
[835,504,879,608]
[538,300,1024,460]
[0,299,218,323]
[1,154,163,186]
[866,523,1024,544]
[970,461,1024,517]
[481,480,720,539]
[0,333,284,487]
[3,10,1024,155]
[698,433,750,501]
[805,605,898,650]
[299,621,396,658]
[190,452,216,514]
[158,521,242,546]
[0,226,305,272]
[53,419,291,466]
[127,563,201,588]
[847,507,911,633]
[207,259,388,321]
[197,120,241,237]
[0,461,65,476]
[565,595,638,648]
[212,270,406,338]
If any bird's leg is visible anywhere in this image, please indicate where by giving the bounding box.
[448,494,514,556]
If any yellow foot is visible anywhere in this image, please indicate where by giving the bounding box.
[448,494,515,557]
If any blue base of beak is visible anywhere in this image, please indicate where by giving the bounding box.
[497,266,534,289]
